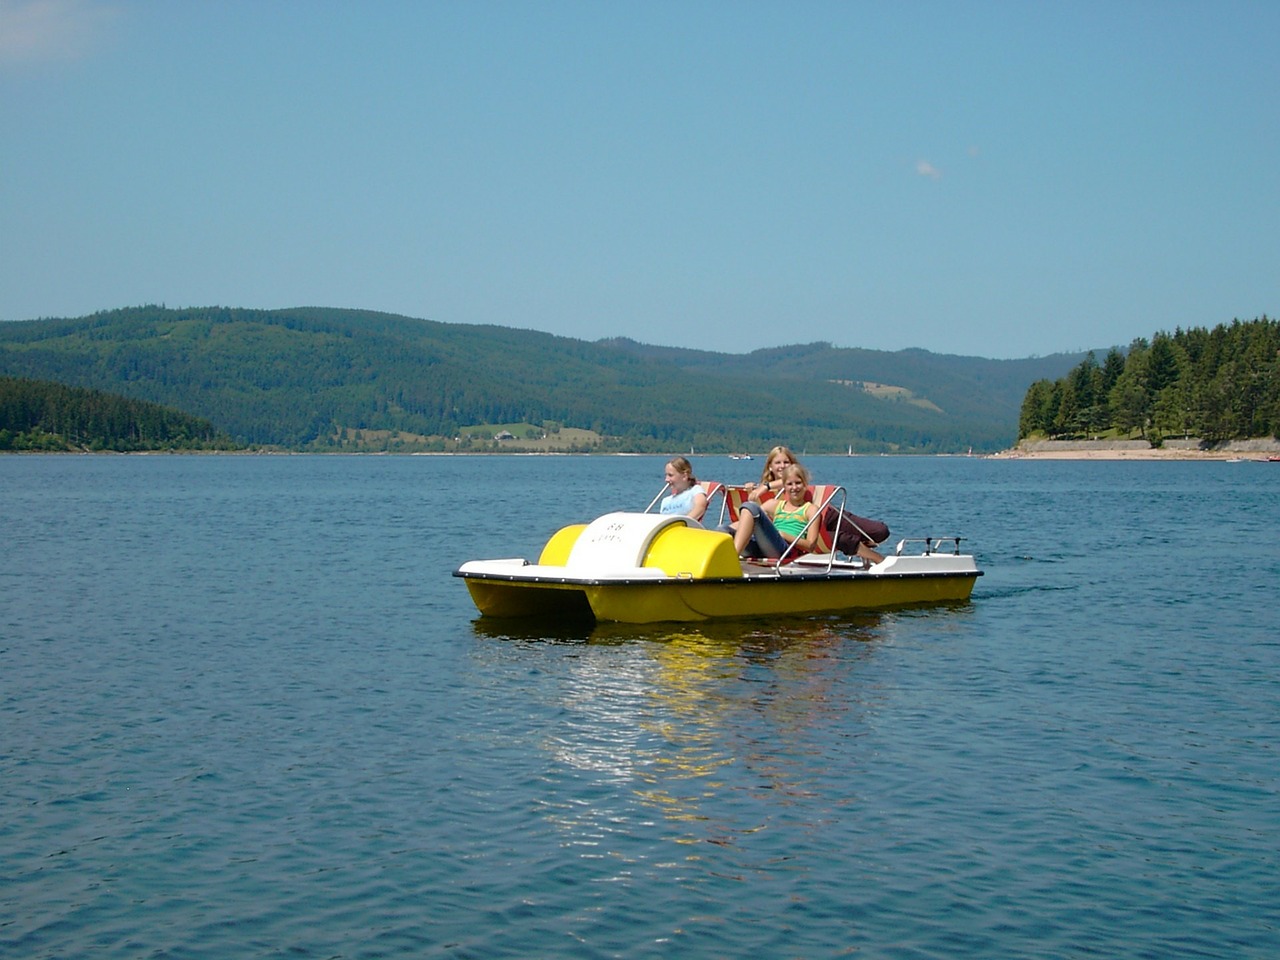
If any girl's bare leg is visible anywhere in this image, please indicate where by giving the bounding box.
[733,511,755,555]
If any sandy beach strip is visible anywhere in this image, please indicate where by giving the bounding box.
[993,439,1280,461]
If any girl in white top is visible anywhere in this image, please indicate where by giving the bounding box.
[659,456,708,521]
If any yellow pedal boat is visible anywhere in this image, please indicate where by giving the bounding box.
[455,509,981,625]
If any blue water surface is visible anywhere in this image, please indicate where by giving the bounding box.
[2,454,1278,959]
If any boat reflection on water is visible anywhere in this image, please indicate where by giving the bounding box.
[468,613,894,852]
[469,610,890,648]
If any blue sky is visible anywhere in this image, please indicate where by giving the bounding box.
[2,0,1276,359]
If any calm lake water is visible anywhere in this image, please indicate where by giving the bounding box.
[2,454,1278,959]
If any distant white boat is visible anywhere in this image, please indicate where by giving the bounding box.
[730,453,753,461]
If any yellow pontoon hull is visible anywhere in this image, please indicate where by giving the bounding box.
[461,568,978,623]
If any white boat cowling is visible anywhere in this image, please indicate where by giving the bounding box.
[566,511,701,571]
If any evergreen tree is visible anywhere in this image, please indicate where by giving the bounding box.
[1018,379,1058,436]
[1109,342,1151,438]
[1019,319,1280,442]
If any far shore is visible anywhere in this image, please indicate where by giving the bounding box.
[993,438,1280,461]
[6,438,1280,460]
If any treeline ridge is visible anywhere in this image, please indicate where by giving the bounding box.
[0,375,235,452]
[1018,317,1279,443]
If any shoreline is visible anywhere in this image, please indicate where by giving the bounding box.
[992,438,1280,461]
[6,439,1280,461]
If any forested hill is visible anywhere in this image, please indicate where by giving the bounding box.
[1019,317,1279,443]
[0,306,1086,452]
[0,376,234,452]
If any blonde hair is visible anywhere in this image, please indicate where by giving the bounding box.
[759,446,802,485]
[667,456,698,486]
[781,462,810,485]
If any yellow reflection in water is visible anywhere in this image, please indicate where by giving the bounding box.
[472,613,887,863]
[578,618,882,840]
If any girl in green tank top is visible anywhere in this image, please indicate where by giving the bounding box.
[764,465,818,552]
[771,497,810,538]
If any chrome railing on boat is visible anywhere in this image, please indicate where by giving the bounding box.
[769,485,849,575]
[643,484,667,513]
[892,536,966,556]
[645,482,883,573]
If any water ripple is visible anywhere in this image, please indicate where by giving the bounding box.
[3,456,1279,957]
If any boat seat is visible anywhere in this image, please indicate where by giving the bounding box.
[701,481,728,526]
[725,483,840,556]
[724,485,751,522]
[767,486,837,564]
[805,484,841,556]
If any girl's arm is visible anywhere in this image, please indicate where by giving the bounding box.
[748,479,778,504]
[687,489,708,521]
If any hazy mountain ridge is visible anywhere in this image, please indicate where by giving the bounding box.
[0,306,1090,452]
[595,336,1090,426]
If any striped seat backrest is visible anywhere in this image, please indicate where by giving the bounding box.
[725,485,751,522]
[805,484,842,554]
[700,481,726,525]
[726,484,837,551]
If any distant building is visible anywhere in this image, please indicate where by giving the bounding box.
[494,430,515,441]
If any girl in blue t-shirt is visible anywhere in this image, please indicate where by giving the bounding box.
[659,456,709,521]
